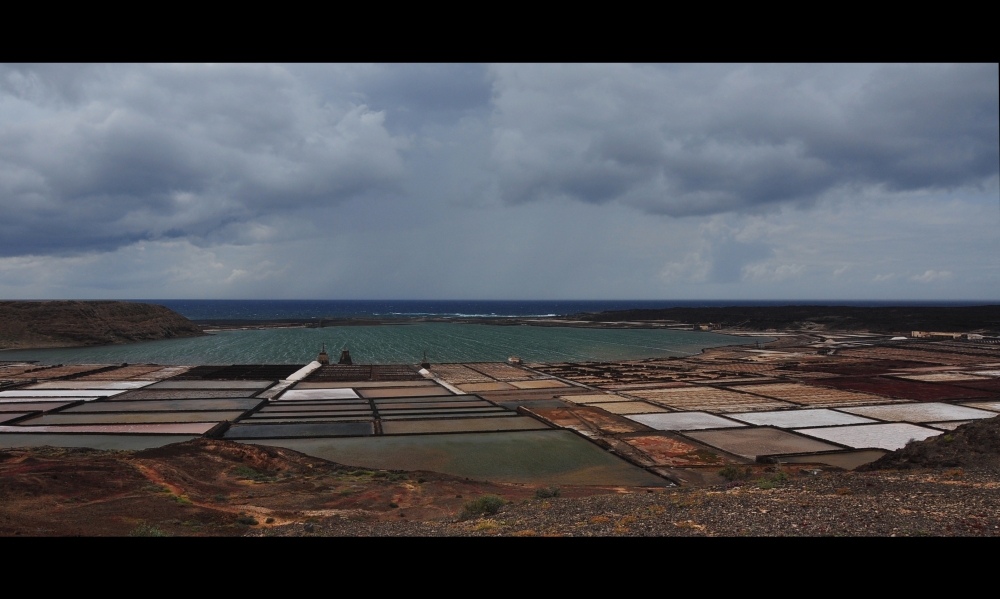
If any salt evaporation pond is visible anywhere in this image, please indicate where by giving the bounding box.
[0,323,752,365]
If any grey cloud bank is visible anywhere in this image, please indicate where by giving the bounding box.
[0,63,997,300]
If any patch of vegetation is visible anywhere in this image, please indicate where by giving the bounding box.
[459,494,506,520]
[174,495,192,505]
[213,494,227,502]
[389,502,399,508]
[474,519,499,531]
[719,465,753,481]
[534,487,561,499]
[943,434,955,443]
[373,471,388,478]
[755,472,789,490]
[232,466,275,482]
[417,478,425,484]
[129,522,168,537]
[265,517,275,524]
[236,516,259,526]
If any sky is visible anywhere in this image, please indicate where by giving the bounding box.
[0,63,997,301]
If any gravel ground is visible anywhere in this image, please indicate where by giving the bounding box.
[252,465,1000,537]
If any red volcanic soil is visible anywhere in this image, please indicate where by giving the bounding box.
[0,439,616,537]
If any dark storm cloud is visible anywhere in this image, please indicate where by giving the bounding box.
[0,64,406,256]
[487,64,999,215]
[0,63,996,260]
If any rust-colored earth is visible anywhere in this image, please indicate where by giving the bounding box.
[0,439,620,536]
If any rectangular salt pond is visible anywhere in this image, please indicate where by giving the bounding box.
[371,395,472,404]
[248,430,668,486]
[560,394,633,404]
[251,409,372,416]
[773,450,886,470]
[960,401,1000,412]
[23,411,246,425]
[248,416,374,424]
[258,403,370,412]
[626,411,746,431]
[927,421,972,431]
[376,407,508,416]
[277,389,360,401]
[794,423,940,450]
[456,382,516,392]
[897,373,989,382]
[65,398,263,412]
[0,413,32,424]
[294,381,437,389]
[358,387,452,399]
[589,401,668,415]
[0,390,127,398]
[0,396,96,403]
[26,381,155,390]
[375,400,494,410]
[0,434,199,450]
[380,416,549,435]
[250,412,372,419]
[631,387,795,413]
[223,422,374,439]
[0,401,74,412]
[147,380,273,390]
[379,412,516,421]
[727,409,878,428]
[112,389,255,400]
[0,422,217,435]
[730,383,896,408]
[622,434,728,467]
[840,402,997,423]
[510,380,570,390]
[684,428,842,460]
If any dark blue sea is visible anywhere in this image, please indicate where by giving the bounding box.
[2,299,986,365]
[145,299,985,321]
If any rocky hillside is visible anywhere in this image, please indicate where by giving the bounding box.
[0,301,203,350]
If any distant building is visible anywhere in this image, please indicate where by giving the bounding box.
[912,331,963,339]
[338,348,353,365]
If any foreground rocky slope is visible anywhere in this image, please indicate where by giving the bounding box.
[0,301,203,350]
[2,418,998,536]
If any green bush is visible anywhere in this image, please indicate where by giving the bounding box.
[719,464,753,481]
[534,487,561,499]
[461,494,506,519]
[755,472,789,490]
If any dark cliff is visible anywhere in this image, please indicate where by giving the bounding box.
[0,301,204,350]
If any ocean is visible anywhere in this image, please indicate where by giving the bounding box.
[0,323,752,365]
[3,299,983,366]
[148,299,984,321]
